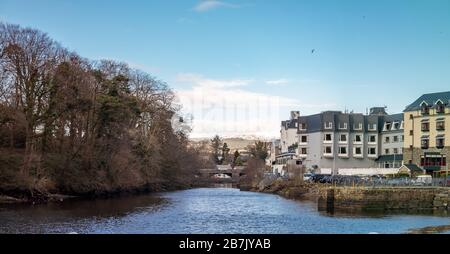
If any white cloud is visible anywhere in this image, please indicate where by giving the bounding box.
[193,0,239,12]
[176,73,253,88]
[174,73,334,138]
[265,79,290,85]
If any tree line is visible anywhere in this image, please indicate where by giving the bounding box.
[0,23,203,196]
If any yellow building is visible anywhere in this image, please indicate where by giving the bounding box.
[403,92,450,174]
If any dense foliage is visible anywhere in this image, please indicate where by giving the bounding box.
[0,23,202,196]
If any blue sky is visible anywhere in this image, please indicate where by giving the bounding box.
[1,0,450,138]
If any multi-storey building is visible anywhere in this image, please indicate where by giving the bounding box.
[403,91,450,174]
[296,109,385,172]
[376,113,404,168]
[280,111,300,154]
[278,107,404,174]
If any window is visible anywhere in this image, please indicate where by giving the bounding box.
[421,138,429,149]
[300,123,307,130]
[409,114,413,120]
[339,146,347,155]
[393,122,400,130]
[354,123,362,130]
[436,137,445,149]
[393,148,399,154]
[325,122,333,129]
[385,149,390,155]
[369,135,377,143]
[436,120,445,131]
[385,137,390,143]
[301,135,308,143]
[354,134,362,143]
[368,147,377,155]
[339,122,347,129]
[421,103,429,115]
[421,122,430,132]
[401,135,404,142]
[368,124,377,131]
[300,148,308,155]
[436,101,445,114]
[339,134,347,142]
[354,147,362,155]
[385,123,392,131]
[324,134,332,142]
[324,146,332,154]
[393,136,399,142]
[410,130,414,136]
[421,155,446,167]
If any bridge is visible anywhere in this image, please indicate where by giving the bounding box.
[199,166,246,183]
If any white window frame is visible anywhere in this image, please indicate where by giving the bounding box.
[338,146,348,157]
[368,147,377,157]
[339,133,348,144]
[354,123,363,130]
[324,122,333,130]
[354,134,363,144]
[338,122,347,130]
[368,134,377,144]
[353,146,363,158]
[323,133,333,143]
[368,123,377,131]
[323,146,333,156]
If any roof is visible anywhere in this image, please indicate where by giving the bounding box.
[376,154,403,162]
[404,91,450,112]
[383,113,403,123]
[402,164,424,172]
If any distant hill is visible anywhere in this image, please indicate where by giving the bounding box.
[190,136,275,151]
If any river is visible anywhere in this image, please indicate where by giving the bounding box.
[1,187,449,234]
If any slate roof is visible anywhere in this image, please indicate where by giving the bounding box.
[376,154,403,162]
[402,164,424,172]
[404,91,450,112]
[383,113,403,123]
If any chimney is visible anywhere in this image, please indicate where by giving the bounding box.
[290,111,300,120]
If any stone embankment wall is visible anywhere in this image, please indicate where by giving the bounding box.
[319,187,450,211]
[433,190,450,210]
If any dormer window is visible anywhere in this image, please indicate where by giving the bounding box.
[436,100,445,114]
[421,102,429,115]
[300,123,307,130]
[384,122,392,131]
[368,124,377,131]
[393,122,400,130]
[354,123,362,130]
[324,122,333,129]
[339,122,347,129]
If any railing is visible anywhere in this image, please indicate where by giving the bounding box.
[310,176,450,188]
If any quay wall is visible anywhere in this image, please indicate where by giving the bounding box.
[318,187,450,211]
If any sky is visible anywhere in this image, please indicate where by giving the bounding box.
[1,0,450,138]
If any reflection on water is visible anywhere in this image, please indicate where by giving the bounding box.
[0,188,449,234]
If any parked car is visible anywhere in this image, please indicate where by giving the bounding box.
[303,173,313,181]
[415,175,432,185]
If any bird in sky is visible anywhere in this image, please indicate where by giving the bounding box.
[311,49,315,54]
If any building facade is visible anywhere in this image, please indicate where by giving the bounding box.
[277,107,404,173]
[403,92,450,174]
[376,113,404,168]
[280,111,300,154]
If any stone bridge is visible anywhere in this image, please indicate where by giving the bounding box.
[199,167,246,183]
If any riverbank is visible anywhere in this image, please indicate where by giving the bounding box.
[244,178,450,212]
[0,180,203,205]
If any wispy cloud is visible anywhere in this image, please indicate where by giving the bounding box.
[265,79,290,85]
[174,73,334,138]
[176,73,253,88]
[193,0,239,12]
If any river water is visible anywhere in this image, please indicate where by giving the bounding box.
[1,187,449,234]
